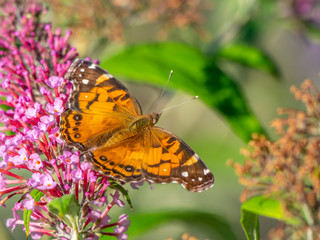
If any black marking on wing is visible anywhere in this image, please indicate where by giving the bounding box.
[86,93,100,109]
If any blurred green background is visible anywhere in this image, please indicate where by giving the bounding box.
[2,0,320,239]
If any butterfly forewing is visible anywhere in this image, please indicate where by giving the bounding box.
[66,59,142,116]
[60,109,127,151]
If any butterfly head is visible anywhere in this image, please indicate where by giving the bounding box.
[150,112,161,125]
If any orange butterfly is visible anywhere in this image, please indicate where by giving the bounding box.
[60,59,214,192]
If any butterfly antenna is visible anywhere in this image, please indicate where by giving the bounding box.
[159,96,199,114]
[150,70,173,113]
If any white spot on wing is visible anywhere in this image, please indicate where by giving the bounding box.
[182,171,188,177]
[163,169,167,172]
[194,153,200,160]
[80,68,85,72]
[79,74,82,77]
[198,177,203,181]
[106,73,113,78]
[82,79,89,84]
[88,64,96,69]
[204,168,210,175]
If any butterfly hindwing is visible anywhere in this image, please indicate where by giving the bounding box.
[143,127,214,192]
[85,135,145,182]
[84,126,214,192]
[65,59,142,116]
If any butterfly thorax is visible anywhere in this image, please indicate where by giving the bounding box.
[129,112,161,131]
[104,112,161,147]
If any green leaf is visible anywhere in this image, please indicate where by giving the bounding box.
[216,43,280,78]
[102,43,265,142]
[24,190,44,238]
[241,196,303,239]
[109,180,134,210]
[123,210,238,240]
[241,209,260,240]
[240,195,301,239]
[203,61,265,141]
[48,194,80,228]
[242,195,300,225]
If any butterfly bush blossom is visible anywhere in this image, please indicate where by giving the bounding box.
[0,1,130,239]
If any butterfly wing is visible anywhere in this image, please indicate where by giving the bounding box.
[65,59,142,116]
[60,59,141,150]
[85,126,214,192]
[60,109,127,151]
[85,135,145,182]
[142,127,214,192]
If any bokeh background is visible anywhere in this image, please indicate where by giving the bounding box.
[2,0,320,239]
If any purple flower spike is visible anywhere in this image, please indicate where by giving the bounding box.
[0,1,131,239]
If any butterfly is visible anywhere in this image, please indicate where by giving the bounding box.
[60,59,214,192]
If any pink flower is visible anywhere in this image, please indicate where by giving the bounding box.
[28,153,43,170]
[28,172,43,188]
[23,194,35,210]
[10,148,29,166]
[6,205,21,232]
[46,76,64,88]
[48,127,64,144]
[111,191,125,207]
[30,232,43,240]
[37,174,57,190]
[114,214,130,240]
[25,102,42,119]
[81,161,92,171]
[46,97,64,115]
[24,128,41,142]
[38,115,55,131]
[89,172,98,183]
[71,169,83,181]
[40,86,51,95]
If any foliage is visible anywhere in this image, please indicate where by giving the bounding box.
[230,80,320,239]
[102,42,277,142]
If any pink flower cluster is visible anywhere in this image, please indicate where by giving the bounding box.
[0,1,130,239]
